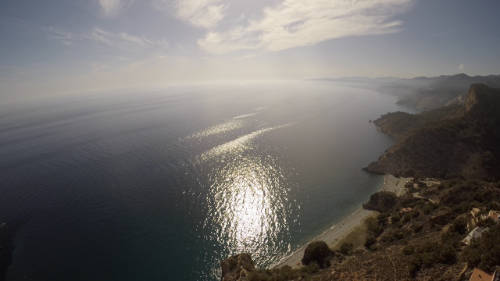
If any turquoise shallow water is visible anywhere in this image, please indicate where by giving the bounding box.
[0,81,402,280]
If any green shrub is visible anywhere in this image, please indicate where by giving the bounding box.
[247,265,308,281]
[340,243,353,255]
[477,217,495,228]
[462,244,481,267]
[363,191,398,212]
[401,213,413,224]
[449,217,467,234]
[301,241,333,268]
[440,229,462,246]
[381,229,405,243]
[365,217,383,237]
[364,235,376,250]
[409,240,458,276]
[422,203,435,215]
[420,252,436,267]
[462,224,500,273]
[403,245,415,255]
[378,212,390,225]
[392,230,404,240]
[408,261,420,277]
[412,223,423,233]
[437,244,457,264]
[301,262,320,274]
[391,214,401,224]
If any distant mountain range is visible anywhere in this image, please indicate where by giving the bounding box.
[316,73,500,111]
[380,74,500,111]
[365,84,500,180]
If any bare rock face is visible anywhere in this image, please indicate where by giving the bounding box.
[221,253,255,281]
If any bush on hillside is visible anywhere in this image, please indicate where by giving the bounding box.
[462,224,500,273]
[301,241,333,268]
[339,243,353,255]
[408,241,457,276]
[363,191,398,212]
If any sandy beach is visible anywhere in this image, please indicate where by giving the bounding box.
[274,175,411,268]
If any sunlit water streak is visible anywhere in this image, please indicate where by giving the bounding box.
[185,119,245,140]
[199,123,294,161]
[232,107,265,120]
[232,112,258,119]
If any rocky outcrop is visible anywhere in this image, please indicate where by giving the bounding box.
[0,223,12,281]
[221,253,255,281]
[365,84,500,180]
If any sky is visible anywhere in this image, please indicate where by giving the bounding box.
[1,0,500,98]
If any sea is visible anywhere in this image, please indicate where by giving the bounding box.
[0,80,403,281]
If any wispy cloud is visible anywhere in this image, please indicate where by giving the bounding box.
[45,27,168,51]
[154,0,226,29]
[198,0,414,54]
[89,28,168,49]
[458,64,465,71]
[45,27,75,46]
[98,0,134,17]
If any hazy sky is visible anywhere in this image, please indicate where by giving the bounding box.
[1,0,500,97]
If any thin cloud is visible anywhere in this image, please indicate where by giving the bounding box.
[45,27,169,52]
[154,0,226,29]
[198,0,414,54]
[98,0,134,17]
[45,26,75,46]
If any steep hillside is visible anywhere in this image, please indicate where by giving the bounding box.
[373,105,463,140]
[221,179,500,281]
[365,84,500,180]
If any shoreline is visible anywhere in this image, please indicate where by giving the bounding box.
[274,175,411,268]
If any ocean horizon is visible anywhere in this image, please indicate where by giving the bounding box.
[1,80,404,281]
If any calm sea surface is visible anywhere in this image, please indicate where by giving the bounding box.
[0,81,402,281]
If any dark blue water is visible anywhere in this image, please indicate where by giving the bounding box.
[0,81,401,281]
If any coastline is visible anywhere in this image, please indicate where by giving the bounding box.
[274,175,411,268]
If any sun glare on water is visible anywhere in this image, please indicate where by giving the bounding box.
[202,144,296,278]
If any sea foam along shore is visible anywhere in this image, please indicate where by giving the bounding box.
[274,175,411,268]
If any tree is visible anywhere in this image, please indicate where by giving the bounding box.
[301,241,333,268]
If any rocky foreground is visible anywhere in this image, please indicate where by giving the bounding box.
[221,178,500,281]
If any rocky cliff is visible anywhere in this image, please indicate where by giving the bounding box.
[365,84,500,180]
